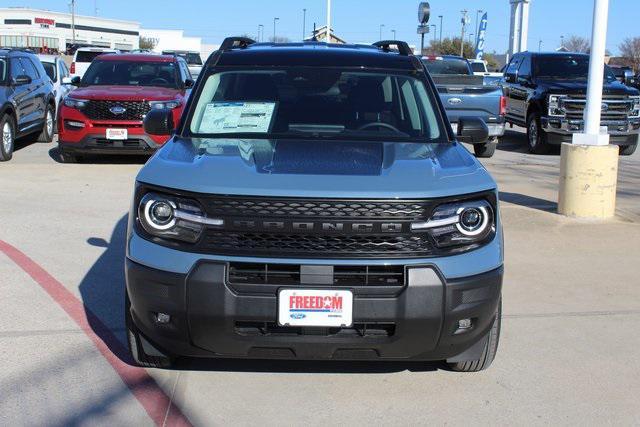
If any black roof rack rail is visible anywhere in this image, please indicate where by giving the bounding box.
[372,40,413,56]
[220,37,257,52]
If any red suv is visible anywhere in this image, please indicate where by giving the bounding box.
[57,54,193,162]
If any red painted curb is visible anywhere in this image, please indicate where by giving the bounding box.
[0,239,192,427]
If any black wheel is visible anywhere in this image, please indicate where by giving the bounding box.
[37,104,55,143]
[0,114,16,162]
[619,144,637,156]
[473,139,497,158]
[448,299,501,372]
[526,113,550,154]
[125,292,173,369]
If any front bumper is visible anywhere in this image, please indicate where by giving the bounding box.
[125,258,503,361]
[59,134,161,155]
[542,116,640,146]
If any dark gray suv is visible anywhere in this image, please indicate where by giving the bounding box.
[0,48,56,161]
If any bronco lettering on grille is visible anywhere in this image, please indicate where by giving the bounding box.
[230,220,406,233]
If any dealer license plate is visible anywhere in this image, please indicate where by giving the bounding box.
[278,289,353,327]
[106,128,128,140]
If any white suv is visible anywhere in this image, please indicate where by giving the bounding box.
[70,47,119,79]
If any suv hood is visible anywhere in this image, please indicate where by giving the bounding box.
[70,85,182,101]
[137,138,496,199]
[536,79,638,96]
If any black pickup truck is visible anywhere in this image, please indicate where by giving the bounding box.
[503,52,640,155]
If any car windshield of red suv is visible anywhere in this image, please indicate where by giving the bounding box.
[81,60,179,88]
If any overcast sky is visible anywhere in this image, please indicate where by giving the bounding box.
[8,0,637,55]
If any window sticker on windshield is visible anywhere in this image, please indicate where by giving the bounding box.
[197,102,277,134]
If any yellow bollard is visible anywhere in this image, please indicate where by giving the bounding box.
[558,142,619,219]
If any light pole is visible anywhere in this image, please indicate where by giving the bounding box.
[258,24,264,42]
[302,9,306,40]
[560,35,564,49]
[460,10,468,57]
[70,0,76,45]
[273,17,279,42]
[558,0,618,219]
[538,39,542,52]
[430,25,437,43]
[438,15,443,43]
[379,24,385,41]
[326,0,331,43]
[391,29,396,40]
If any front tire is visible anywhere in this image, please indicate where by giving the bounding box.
[619,144,637,156]
[448,299,501,372]
[0,114,16,162]
[526,113,550,154]
[473,139,497,158]
[37,104,55,143]
[125,293,173,369]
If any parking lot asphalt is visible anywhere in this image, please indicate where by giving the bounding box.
[1,128,639,426]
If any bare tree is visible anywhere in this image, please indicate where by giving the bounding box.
[139,36,158,51]
[564,35,590,53]
[619,37,640,71]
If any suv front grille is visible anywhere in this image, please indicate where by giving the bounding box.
[83,100,151,121]
[562,95,634,121]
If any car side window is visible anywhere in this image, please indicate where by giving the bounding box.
[506,55,522,76]
[10,57,24,79]
[518,55,532,78]
[179,60,191,82]
[58,60,67,80]
[20,58,40,80]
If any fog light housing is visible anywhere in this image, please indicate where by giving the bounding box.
[155,313,171,324]
[458,318,472,330]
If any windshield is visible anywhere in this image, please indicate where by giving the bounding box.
[0,59,6,83]
[75,51,110,63]
[81,60,179,88]
[422,57,472,75]
[188,69,443,142]
[535,55,616,82]
[42,62,56,82]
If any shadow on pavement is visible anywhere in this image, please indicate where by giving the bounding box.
[497,129,560,155]
[499,191,557,211]
[48,146,150,165]
[79,214,445,374]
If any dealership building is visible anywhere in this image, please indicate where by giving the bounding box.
[0,7,140,52]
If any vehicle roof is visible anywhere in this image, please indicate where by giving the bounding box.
[0,48,37,56]
[520,51,589,57]
[95,53,179,63]
[422,55,467,60]
[37,54,59,62]
[76,47,118,52]
[216,42,417,70]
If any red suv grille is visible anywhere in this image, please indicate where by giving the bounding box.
[83,100,151,121]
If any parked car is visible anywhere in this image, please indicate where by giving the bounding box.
[162,50,203,79]
[503,52,640,155]
[57,53,194,163]
[470,59,503,78]
[423,55,506,157]
[0,48,56,161]
[70,47,119,79]
[37,54,74,116]
[125,37,503,372]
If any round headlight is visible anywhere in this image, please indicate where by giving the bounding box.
[142,197,176,230]
[456,206,490,236]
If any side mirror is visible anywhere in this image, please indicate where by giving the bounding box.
[13,75,31,85]
[62,76,73,85]
[70,76,81,85]
[622,70,634,85]
[144,108,174,136]
[456,117,489,144]
[504,72,517,84]
[184,78,195,89]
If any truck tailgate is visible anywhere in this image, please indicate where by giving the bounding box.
[432,75,503,123]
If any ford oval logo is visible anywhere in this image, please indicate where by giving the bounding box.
[601,103,609,111]
[290,313,306,320]
[110,105,127,115]
[448,97,463,105]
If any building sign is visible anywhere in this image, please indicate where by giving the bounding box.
[34,17,55,28]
